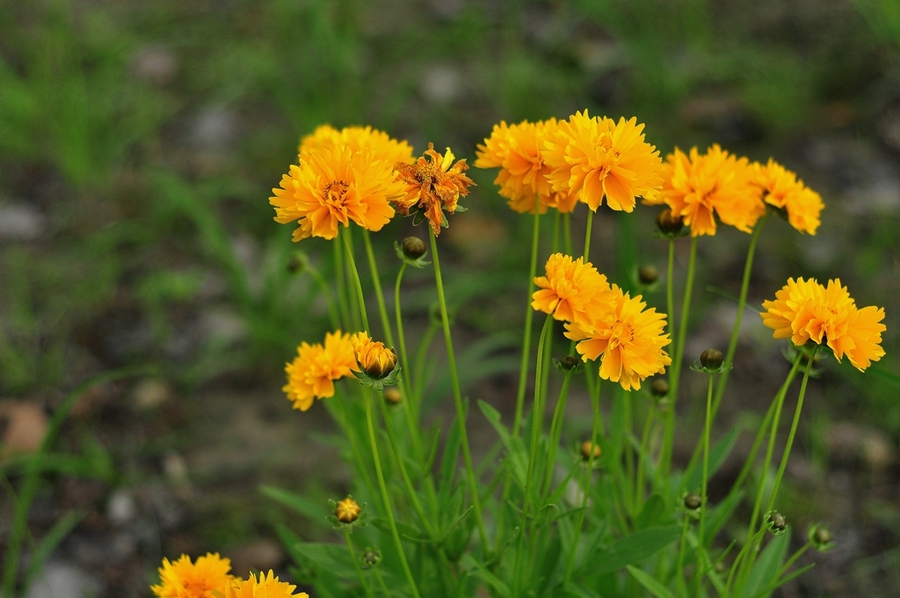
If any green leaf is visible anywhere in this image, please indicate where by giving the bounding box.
[478,400,528,489]
[22,510,84,596]
[292,541,357,572]
[627,565,674,598]
[741,531,790,598]
[704,490,744,545]
[635,493,669,530]
[461,554,511,596]
[579,526,682,576]
[684,427,740,491]
[259,485,331,530]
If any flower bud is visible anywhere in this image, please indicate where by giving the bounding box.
[808,524,835,552]
[353,333,398,379]
[765,510,787,535]
[361,548,382,569]
[558,355,581,372]
[638,265,658,285]
[700,349,724,371]
[656,208,684,235]
[650,378,669,398]
[287,253,309,274]
[684,493,702,511]
[336,496,361,523]
[400,236,427,260]
[580,440,602,461]
[383,387,402,404]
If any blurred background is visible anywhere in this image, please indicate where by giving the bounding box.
[1,0,899,596]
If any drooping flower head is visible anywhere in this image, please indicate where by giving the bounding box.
[646,145,764,237]
[543,111,663,212]
[475,118,577,214]
[761,277,886,371]
[283,330,356,411]
[300,124,414,166]
[215,570,307,598]
[270,144,406,242]
[351,331,398,379]
[564,285,671,391]
[151,553,233,598]
[393,143,476,236]
[531,253,614,331]
[753,158,824,235]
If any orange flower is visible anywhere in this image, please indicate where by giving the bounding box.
[151,553,233,598]
[300,124,414,165]
[283,331,356,411]
[475,118,577,214]
[531,253,614,330]
[543,111,663,212]
[216,571,306,598]
[270,144,404,241]
[761,278,886,371]
[753,158,823,235]
[394,143,476,236]
[564,285,671,390]
[351,331,398,379]
[647,145,764,236]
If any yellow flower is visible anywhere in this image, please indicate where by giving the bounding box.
[283,331,356,411]
[216,571,306,598]
[761,278,886,371]
[753,158,823,235]
[647,145,764,237]
[543,111,663,212]
[564,285,671,391]
[335,496,362,523]
[531,253,614,331]
[394,143,476,236]
[475,118,577,214]
[300,124,414,166]
[351,332,397,379]
[151,553,233,598]
[270,144,404,241]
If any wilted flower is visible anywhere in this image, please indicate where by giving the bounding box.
[151,553,232,598]
[283,331,357,411]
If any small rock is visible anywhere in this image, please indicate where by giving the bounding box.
[419,64,463,104]
[130,45,179,86]
[0,401,48,459]
[192,106,237,149]
[162,451,191,489]
[25,560,102,598]
[107,489,137,525]
[826,421,896,471]
[0,202,47,242]
[131,379,171,410]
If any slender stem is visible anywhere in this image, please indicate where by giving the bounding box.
[711,214,769,423]
[393,263,427,466]
[345,530,376,598]
[372,566,392,598]
[634,400,656,510]
[306,264,341,330]
[582,208,595,260]
[524,317,554,511]
[563,211,573,255]
[342,228,370,332]
[362,230,395,347]
[661,236,697,479]
[365,391,422,598]
[513,208,541,438]
[333,230,353,329]
[698,373,715,552]
[674,510,692,596]
[429,231,488,552]
[543,371,573,497]
[666,239,675,358]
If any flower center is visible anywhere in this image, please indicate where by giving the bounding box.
[323,180,350,204]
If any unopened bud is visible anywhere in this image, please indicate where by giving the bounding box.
[656,209,684,235]
[580,441,602,461]
[765,510,787,535]
[808,524,834,552]
[558,355,580,372]
[401,236,427,260]
[335,497,361,523]
[638,265,658,284]
[651,378,669,398]
[383,387,402,404]
[700,349,724,371]
[684,493,702,511]
[361,548,382,568]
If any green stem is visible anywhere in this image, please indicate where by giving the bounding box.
[362,230,395,346]
[582,208,595,260]
[345,531,375,598]
[512,208,541,438]
[429,231,489,552]
[543,371,573,497]
[372,566,392,598]
[525,317,554,511]
[365,391,422,598]
[342,228,370,332]
[634,400,656,511]
[564,211,573,255]
[333,229,353,329]
[674,510,692,596]
[306,264,341,330]
[698,373,715,552]
[661,236,697,480]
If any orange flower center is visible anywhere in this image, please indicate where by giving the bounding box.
[324,180,350,204]
[414,163,438,185]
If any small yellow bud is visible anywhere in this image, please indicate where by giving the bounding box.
[383,387,402,404]
[580,441,602,461]
[335,497,361,523]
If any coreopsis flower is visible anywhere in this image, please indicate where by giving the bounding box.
[283,331,356,411]
[393,143,476,236]
[531,253,614,331]
[647,145,764,237]
[753,158,824,235]
[761,278,886,371]
[151,553,233,598]
[475,118,577,214]
[351,332,398,379]
[270,144,405,241]
[564,285,671,391]
[216,571,307,598]
[300,124,414,165]
[543,111,663,212]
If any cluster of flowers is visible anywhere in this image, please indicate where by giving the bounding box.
[151,553,306,598]
[476,111,823,236]
[532,253,671,390]
[761,277,886,371]
[283,331,398,411]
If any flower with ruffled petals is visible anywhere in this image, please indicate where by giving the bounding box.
[151,553,233,598]
[351,332,397,379]
[270,145,405,241]
[300,124,414,165]
[475,118,577,214]
[283,331,356,411]
[216,571,307,598]
[393,143,476,236]
[532,253,614,330]
[564,285,671,390]
[543,111,663,212]
[761,278,886,371]
[753,158,823,235]
[647,145,764,236]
